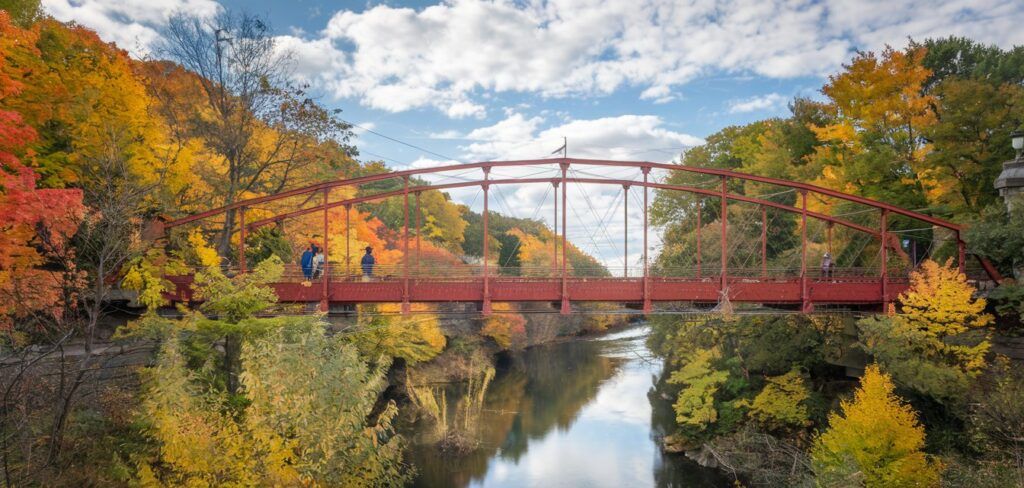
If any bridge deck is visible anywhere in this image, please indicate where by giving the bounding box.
[167,274,907,309]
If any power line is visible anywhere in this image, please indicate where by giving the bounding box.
[346,120,463,163]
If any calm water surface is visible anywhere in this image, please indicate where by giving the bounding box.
[406,325,729,487]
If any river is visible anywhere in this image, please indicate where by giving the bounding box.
[405,325,729,487]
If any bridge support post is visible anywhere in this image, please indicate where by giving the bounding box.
[238,206,246,274]
[696,200,702,279]
[320,189,330,312]
[642,167,651,314]
[552,180,559,278]
[720,177,728,300]
[482,168,492,315]
[561,163,570,314]
[402,177,410,315]
[801,191,812,313]
[345,204,351,277]
[881,209,889,313]
[415,191,421,278]
[623,184,629,278]
[957,232,966,274]
[761,205,767,280]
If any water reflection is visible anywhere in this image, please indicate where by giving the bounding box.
[407,326,728,487]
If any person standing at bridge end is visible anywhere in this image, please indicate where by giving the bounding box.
[361,246,375,281]
[821,252,833,280]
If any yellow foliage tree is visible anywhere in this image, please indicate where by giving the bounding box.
[350,303,446,363]
[739,368,810,431]
[859,259,992,400]
[811,364,942,487]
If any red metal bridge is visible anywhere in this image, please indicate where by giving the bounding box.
[159,158,1000,315]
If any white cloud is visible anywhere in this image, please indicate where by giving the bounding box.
[43,0,1024,118]
[296,0,1024,117]
[728,93,789,113]
[42,0,221,56]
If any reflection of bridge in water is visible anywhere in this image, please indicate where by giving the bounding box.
[160,158,1001,314]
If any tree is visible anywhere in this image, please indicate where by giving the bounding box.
[811,364,942,487]
[859,260,992,401]
[740,368,811,432]
[480,302,527,350]
[667,348,731,432]
[137,315,409,486]
[809,46,935,211]
[348,304,447,364]
[159,11,355,256]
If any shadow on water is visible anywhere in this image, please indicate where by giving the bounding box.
[407,326,730,487]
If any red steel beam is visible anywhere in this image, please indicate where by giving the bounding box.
[560,163,569,314]
[165,158,962,233]
[242,177,882,240]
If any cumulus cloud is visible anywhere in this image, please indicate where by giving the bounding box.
[42,0,221,55]
[728,93,789,113]
[44,0,1024,118]
[296,0,1024,117]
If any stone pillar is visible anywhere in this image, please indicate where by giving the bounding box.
[995,157,1024,212]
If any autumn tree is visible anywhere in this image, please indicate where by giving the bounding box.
[810,46,934,211]
[811,364,941,487]
[859,259,992,401]
[348,303,447,364]
[159,11,356,256]
[739,368,811,432]
[667,348,731,433]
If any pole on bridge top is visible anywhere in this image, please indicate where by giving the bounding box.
[800,191,811,313]
[402,176,410,314]
[560,163,570,314]
[482,167,492,315]
[552,180,559,278]
[642,167,651,314]
[238,206,246,274]
[320,188,330,312]
[881,209,889,313]
[720,176,728,296]
[623,184,629,278]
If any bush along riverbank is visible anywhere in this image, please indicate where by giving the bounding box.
[647,260,1024,487]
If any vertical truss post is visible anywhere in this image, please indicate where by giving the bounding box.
[560,163,570,314]
[402,176,410,314]
[552,180,559,278]
[720,176,728,295]
[320,189,329,312]
[238,206,246,274]
[623,184,629,278]
[800,191,811,313]
[345,204,351,277]
[957,232,966,274]
[642,167,651,314]
[827,222,833,253]
[761,205,767,280]
[881,209,889,311]
[696,200,702,279]
[415,191,421,278]
[482,167,492,315]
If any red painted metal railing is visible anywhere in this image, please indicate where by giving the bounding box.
[160,158,999,314]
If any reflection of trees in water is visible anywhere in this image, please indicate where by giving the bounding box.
[495,340,625,461]
[408,338,625,487]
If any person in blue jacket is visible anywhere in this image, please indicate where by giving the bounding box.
[300,245,314,280]
[361,246,375,278]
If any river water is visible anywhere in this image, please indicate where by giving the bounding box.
[406,325,728,487]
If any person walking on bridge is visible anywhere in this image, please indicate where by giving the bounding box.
[361,246,375,281]
[821,252,833,280]
[300,245,314,280]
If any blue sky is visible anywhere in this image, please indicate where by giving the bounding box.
[41,0,1024,269]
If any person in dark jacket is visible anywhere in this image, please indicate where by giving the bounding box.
[361,246,375,279]
[300,245,314,280]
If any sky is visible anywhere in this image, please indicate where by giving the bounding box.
[41,0,1024,271]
